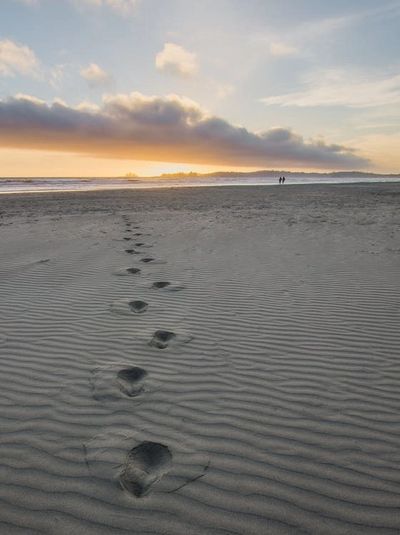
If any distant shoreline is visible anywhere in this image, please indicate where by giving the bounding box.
[1,170,400,181]
[1,179,400,197]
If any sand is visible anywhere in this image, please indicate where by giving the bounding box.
[0,183,399,534]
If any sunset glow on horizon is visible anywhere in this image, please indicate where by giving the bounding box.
[1,0,400,177]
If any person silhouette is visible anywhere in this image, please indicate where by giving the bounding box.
[279,177,282,184]
[282,176,286,184]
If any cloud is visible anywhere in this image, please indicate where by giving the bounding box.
[0,92,368,169]
[253,14,353,58]
[261,69,400,108]
[80,63,111,87]
[0,39,39,77]
[255,3,400,61]
[269,42,298,57]
[155,43,198,77]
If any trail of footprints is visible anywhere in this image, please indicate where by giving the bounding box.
[88,214,199,499]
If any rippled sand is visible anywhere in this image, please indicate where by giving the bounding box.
[0,183,399,534]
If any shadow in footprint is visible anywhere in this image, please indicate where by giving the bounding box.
[90,363,151,402]
[125,249,141,255]
[152,281,171,289]
[120,442,172,497]
[149,330,175,349]
[126,267,141,274]
[151,281,185,292]
[128,300,148,314]
[117,367,147,397]
[114,267,141,277]
[111,298,149,315]
[123,237,132,241]
[141,257,155,263]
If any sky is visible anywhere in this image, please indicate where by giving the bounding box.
[0,0,399,177]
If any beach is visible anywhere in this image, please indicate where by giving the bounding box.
[0,182,400,534]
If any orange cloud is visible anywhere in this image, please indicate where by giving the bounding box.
[0,92,368,169]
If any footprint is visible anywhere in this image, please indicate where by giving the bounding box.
[141,257,155,263]
[86,430,209,496]
[135,242,145,246]
[90,363,151,402]
[117,367,147,397]
[125,249,140,254]
[128,300,148,314]
[119,442,172,497]
[123,237,132,241]
[152,281,171,289]
[149,330,175,349]
[151,281,185,291]
[126,267,141,274]
[111,298,149,315]
[113,267,141,277]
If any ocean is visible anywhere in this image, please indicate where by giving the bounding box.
[0,175,399,194]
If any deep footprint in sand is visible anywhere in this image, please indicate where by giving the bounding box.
[149,330,176,349]
[113,267,141,277]
[151,281,185,291]
[116,366,147,397]
[85,430,209,495]
[111,298,148,315]
[90,363,151,402]
[123,237,132,241]
[119,442,172,497]
[125,249,140,254]
[126,267,141,274]
[128,300,148,314]
[141,257,155,263]
[152,281,171,289]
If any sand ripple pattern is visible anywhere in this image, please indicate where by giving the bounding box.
[0,185,400,534]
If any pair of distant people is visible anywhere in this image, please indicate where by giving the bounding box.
[279,176,286,184]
